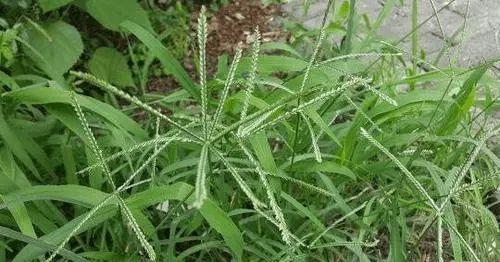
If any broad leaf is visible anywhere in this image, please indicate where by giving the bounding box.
[38,0,73,12]
[81,0,152,32]
[24,21,83,81]
[88,47,134,87]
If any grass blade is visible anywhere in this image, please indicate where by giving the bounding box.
[0,226,87,262]
[120,21,199,99]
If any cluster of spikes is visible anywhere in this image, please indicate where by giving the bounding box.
[42,4,496,262]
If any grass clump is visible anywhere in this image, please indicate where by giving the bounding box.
[0,1,498,261]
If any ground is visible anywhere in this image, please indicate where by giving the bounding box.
[284,0,500,67]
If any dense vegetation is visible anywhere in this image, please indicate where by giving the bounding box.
[0,0,498,261]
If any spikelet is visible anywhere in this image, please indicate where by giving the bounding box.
[68,136,177,261]
[120,200,156,261]
[151,115,161,187]
[240,27,261,120]
[400,148,434,157]
[197,6,209,139]
[300,112,322,162]
[46,192,118,261]
[309,202,367,247]
[309,239,379,249]
[299,27,325,93]
[361,82,398,106]
[442,217,480,262]
[360,127,439,212]
[235,137,293,245]
[70,71,202,142]
[69,91,116,189]
[316,52,403,66]
[211,147,267,208]
[257,80,294,94]
[437,215,444,262]
[210,45,242,138]
[244,77,368,137]
[47,92,157,262]
[343,94,383,133]
[438,129,491,211]
[77,134,196,174]
[378,40,450,77]
[267,173,335,198]
[238,109,279,138]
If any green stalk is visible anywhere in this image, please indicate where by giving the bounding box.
[342,0,356,54]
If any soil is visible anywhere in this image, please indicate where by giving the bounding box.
[375,227,452,261]
[147,0,285,94]
[205,0,282,62]
[147,76,179,94]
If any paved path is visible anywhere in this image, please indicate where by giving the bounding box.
[284,0,500,67]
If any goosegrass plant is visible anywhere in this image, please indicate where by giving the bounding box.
[0,0,499,261]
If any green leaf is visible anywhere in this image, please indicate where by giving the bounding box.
[0,110,39,179]
[0,70,20,90]
[81,0,152,32]
[239,55,307,74]
[357,0,396,50]
[292,161,356,180]
[340,96,378,164]
[388,209,405,261]
[249,132,278,175]
[435,66,488,135]
[88,47,135,87]
[3,87,146,139]
[24,21,83,80]
[46,104,89,144]
[10,183,243,261]
[303,108,341,147]
[0,185,108,209]
[120,21,199,100]
[38,0,73,12]
[194,144,209,208]
[260,42,302,58]
[0,149,31,192]
[281,192,325,231]
[249,132,281,191]
[0,226,87,262]
[0,195,36,238]
[8,128,54,177]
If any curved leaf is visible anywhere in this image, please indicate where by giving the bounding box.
[9,183,243,261]
[81,0,152,32]
[0,226,87,262]
[3,87,146,139]
[120,21,198,100]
